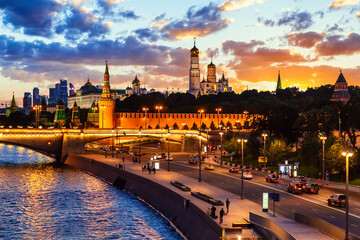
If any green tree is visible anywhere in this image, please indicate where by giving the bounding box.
[164,124,169,129]
[191,123,198,130]
[210,121,216,130]
[200,123,207,130]
[182,124,189,130]
[173,123,179,129]
[267,140,293,166]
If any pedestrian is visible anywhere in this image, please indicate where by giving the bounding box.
[226,199,230,213]
[105,149,107,158]
[123,157,125,163]
[219,208,225,223]
[210,205,216,218]
[153,167,156,174]
[148,166,151,174]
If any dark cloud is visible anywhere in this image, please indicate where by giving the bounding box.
[0,0,61,36]
[316,33,360,56]
[55,6,110,40]
[327,23,344,32]
[159,3,229,40]
[118,10,139,19]
[222,40,309,67]
[258,10,314,31]
[286,31,324,48]
[134,28,163,42]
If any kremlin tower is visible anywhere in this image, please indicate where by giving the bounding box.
[331,70,350,104]
[187,38,200,96]
[98,61,115,128]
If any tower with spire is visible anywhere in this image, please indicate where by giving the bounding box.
[276,71,282,90]
[71,101,81,127]
[187,38,201,96]
[6,92,18,116]
[331,70,350,104]
[98,60,115,128]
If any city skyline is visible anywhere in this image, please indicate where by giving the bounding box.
[0,0,360,104]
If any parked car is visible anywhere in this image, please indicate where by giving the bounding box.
[328,194,346,207]
[287,182,304,194]
[165,155,173,161]
[266,174,280,183]
[229,167,239,173]
[303,183,319,194]
[204,164,215,170]
[242,171,253,180]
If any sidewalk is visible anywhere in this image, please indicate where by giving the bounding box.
[83,153,332,240]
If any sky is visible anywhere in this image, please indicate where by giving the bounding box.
[0,0,360,106]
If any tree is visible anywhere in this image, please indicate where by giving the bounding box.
[148,125,152,129]
[210,121,216,130]
[173,123,179,129]
[220,120,225,128]
[267,140,293,166]
[226,121,232,130]
[191,123,198,130]
[155,124,160,129]
[200,123,207,130]
[164,124,169,129]
[183,124,189,130]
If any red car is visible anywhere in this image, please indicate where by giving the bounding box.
[266,174,280,183]
[229,167,239,173]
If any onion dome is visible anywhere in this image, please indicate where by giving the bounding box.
[132,75,140,85]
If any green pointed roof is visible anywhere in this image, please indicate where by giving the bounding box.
[10,92,17,109]
[276,71,282,90]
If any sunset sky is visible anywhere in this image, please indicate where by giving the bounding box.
[0,0,360,105]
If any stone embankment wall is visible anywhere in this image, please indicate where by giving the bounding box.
[66,154,222,240]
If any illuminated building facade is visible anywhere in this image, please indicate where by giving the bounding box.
[331,70,350,104]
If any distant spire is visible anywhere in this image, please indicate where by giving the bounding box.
[211,55,213,64]
[276,70,282,90]
[194,37,196,46]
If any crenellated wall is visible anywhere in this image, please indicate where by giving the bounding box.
[116,112,256,129]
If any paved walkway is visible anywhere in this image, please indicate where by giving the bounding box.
[82,153,332,240]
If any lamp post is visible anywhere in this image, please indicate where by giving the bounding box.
[112,129,115,158]
[220,132,224,166]
[338,109,342,140]
[342,149,353,240]
[206,128,209,158]
[320,135,327,181]
[33,105,42,128]
[216,108,222,129]
[91,106,98,128]
[198,133,202,182]
[262,133,268,168]
[198,109,204,130]
[138,129,141,164]
[167,129,170,171]
[238,138,247,199]
[142,107,149,129]
[155,105,163,129]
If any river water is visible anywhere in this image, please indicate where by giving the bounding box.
[0,144,184,240]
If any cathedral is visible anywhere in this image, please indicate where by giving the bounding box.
[188,39,232,96]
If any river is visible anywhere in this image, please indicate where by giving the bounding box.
[0,144,184,239]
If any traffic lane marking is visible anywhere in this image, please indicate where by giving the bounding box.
[171,162,360,220]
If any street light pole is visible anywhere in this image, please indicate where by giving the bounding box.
[167,129,170,171]
[339,109,342,140]
[238,138,247,199]
[206,128,209,158]
[198,133,201,182]
[142,107,149,129]
[262,133,268,168]
[198,109,204,129]
[112,129,114,158]
[155,105,163,129]
[138,129,141,164]
[342,149,353,240]
[220,132,223,166]
[320,135,327,181]
[216,108,222,129]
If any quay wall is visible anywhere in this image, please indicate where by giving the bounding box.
[65,153,222,240]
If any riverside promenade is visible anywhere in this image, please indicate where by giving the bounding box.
[81,153,332,240]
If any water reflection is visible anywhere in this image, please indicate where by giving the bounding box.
[0,145,183,240]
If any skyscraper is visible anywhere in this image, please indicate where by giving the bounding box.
[60,79,68,107]
[69,83,75,96]
[49,88,56,105]
[33,87,40,106]
[23,92,32,111]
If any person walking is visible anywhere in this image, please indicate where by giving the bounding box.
[226,199,230,213]
[122,157,125,163]
[210,205,216,218]
[219,208,225,223]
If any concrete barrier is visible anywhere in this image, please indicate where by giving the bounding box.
[249,212,296,240]
[295,212,360,240]
[66,154,222,240]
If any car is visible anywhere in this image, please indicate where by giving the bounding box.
[303,183,319,194]
[165,155,173,161]
[287,181,304,194]
[266,174,280,183]
[328,194,346,207]
[189,159,198,165]
[294,176,308,185]
[229,167,239,173]
[204,164,215,170]
[242,171,253,180]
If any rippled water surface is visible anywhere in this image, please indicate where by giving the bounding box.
[0,144,184,239]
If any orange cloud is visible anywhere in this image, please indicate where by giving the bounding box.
[329,0,359,8]
[220,0,264,11]
[315,33,360,56]
[357,11,360,18]
[287,31,324,48]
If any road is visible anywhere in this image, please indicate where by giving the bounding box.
[160,152,360,237]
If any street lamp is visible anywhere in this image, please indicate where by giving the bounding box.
[112,129,115,158]
[167,129,170,171]
[320,135,327,181]
[155,105,163,129]
[216,108,222,129]
[219,132,224,166]
[142,107,149,129]
[198,109,204,129]
[138,129,141,164]
[198,133,202,182]
[342,148,353,240]
[33,105,42,128]
[338,109,342,140]
[91,106,98,128]
[206,128,209,158]
[237,138,247,200]
[262,133,268,168]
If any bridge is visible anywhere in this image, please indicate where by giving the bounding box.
[0,129,205,163]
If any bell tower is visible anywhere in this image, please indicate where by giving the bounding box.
[188,38,200,96]
[98,60,115,128]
